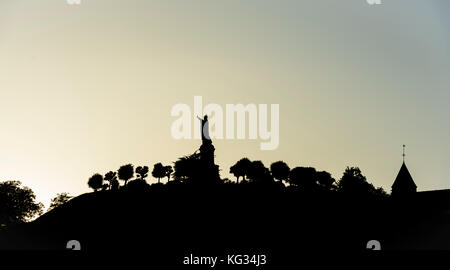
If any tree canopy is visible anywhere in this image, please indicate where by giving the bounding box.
[0,181,43,227]
[270,161,290,184]
[230,158,252,183]
[136,166,149,181]
[48,192,73,212]
[88,173,104,192]
[289,167,317,189]
[118,164,134,186]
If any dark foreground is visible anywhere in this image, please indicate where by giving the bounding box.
[1,183,450,267]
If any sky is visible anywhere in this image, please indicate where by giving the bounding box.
[0,0,449,208]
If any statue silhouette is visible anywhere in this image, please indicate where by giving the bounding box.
[197,115,211,143]
[193,115,219,183]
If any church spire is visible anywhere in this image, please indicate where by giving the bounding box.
[392,144,417,196]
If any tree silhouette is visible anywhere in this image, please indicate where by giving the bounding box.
[173,153,201,182]
[247,160,272,183]
[336,167,368,194]
[111,179,120,191]
[104,171,117,190]
[270,161,290,185]
[88,173,104,192]
[48,193,73,212]
[229,158,252,184]
[118,164,134,186]
[152,163,165,184]
[0,181,43,227]
[164,165,173,182]
[126,179,150,191]
[136,166,149,181]
[374,187,389,197]
[337,167,388,197]
[317,171,335,190]
[288,167,317,189]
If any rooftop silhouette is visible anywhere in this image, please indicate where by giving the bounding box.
[392,162,417,196]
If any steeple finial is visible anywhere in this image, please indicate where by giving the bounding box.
[402,144,406,163]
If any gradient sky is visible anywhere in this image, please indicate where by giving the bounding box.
[1,0,449,208]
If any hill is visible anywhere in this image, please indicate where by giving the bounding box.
[2,182,450,254]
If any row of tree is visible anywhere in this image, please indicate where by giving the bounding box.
[88,163,173,192]
[229,158,387,196]
[230,158,335,188]
[0,158,387,228]
[230,158,335,189]
[86,157,387,197]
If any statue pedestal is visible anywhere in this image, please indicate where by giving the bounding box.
[200,141,214,164]
[199,140,220,182]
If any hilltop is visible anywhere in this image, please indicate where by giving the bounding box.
[1,180,440,251]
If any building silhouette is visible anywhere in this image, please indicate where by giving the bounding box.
[392,162,417,196]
